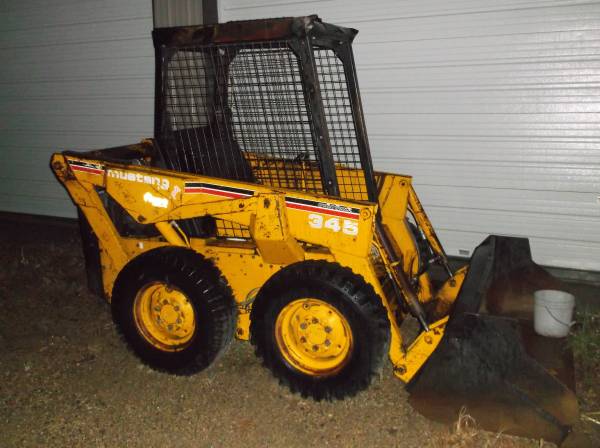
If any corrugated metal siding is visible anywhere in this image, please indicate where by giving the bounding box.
[153,0,204,27]
[0,0,154,218]
[219,0,600,271]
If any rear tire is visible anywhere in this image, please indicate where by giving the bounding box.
[250,260,390,400]
[111,247,236,374]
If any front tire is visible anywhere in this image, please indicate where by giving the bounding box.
[111,247,236,374]
[250,260,390,400]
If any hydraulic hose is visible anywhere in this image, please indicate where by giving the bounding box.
[375,220,429,332]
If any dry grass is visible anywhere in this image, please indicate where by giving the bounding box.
[431,408,551,448]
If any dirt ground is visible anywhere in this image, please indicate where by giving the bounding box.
[0,217,598,447]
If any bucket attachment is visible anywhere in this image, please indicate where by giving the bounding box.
[408,236,579,443]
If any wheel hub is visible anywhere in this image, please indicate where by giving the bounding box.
[133,282,196,352]
[305,324,327,346]
[160,304,178,323]
[275,298,353,376]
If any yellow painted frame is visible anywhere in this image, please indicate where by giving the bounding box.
[51,146,462,383]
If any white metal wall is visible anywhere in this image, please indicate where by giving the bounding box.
[153,0,204,27]
[0,0,154,218]
[219,0,600,271]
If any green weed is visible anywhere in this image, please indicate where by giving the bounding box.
[569,310,600,386]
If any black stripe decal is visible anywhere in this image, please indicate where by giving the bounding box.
[185,182,254,196]
[67,160,104,170]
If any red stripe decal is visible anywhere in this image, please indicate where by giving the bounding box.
[70,165,104,175]
[286,202,359,219]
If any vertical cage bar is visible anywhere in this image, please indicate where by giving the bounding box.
[333,42,378,203]
[290,38,339,197]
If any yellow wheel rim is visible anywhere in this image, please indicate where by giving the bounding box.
[133,282,196,352]
[275,298,353,377]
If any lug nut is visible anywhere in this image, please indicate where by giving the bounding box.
[176,318,182,324]
[312,345,318,352]
[324,326,332,333]
[311,317,318,324]
[324,339,331,347]
[300,322,307,330]
[395,365,407,375]
[300,337,306,343]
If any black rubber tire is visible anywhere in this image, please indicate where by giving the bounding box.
[111,246,236,375]
[250,260,390,400]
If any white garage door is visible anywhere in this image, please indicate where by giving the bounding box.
[0,0,154,218]
[219,0,600,271]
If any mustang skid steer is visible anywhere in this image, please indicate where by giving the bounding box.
[51,16,578,442]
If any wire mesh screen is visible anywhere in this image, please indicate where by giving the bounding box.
[161,41,325,194]
[216,219,251,239]
[162,47,255,182]
[158,39,369,209]
[227,42,324,194]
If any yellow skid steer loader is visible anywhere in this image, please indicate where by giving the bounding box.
[51,16,578,443]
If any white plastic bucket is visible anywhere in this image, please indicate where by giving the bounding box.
[533,290,575,338]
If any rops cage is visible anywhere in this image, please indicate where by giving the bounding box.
[152,16,377,237]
